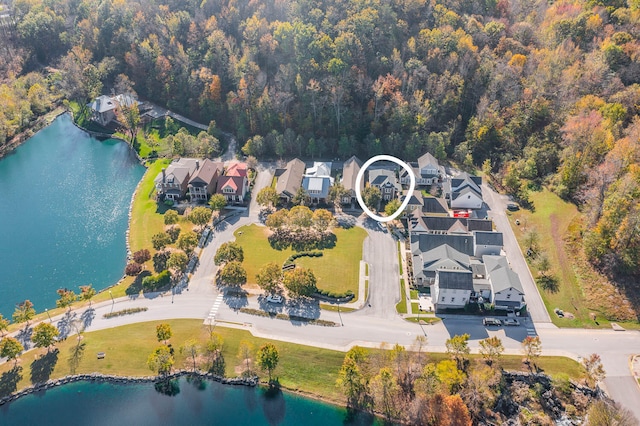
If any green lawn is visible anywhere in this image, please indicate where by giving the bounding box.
[509,188,640,329]
[234,224,367,296]
[0,320,585,403]
[396,279,407,314]
[129,159,171,253]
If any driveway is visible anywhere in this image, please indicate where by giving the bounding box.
[482,183,551,323]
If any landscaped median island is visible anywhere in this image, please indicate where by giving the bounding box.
[508,189,640,329]
[234,222,366,300]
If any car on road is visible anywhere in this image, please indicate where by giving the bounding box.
[506,203,520,211]
[483,318,502,326]
[503,318,520,326]
[266,294,283,303]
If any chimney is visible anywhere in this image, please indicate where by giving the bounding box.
[162,168,166,183]
[196,160,199,170]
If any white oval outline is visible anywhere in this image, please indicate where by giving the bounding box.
[355,155,416,223]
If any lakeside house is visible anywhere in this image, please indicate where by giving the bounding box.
[400,152,441,186]
[341,155,363,205]
[274,158,305,203]
[303,161,334,204]
[87,93,136,126]
[369,169,401,201]
[188,159,224,201]
[217,161,249,203]
[154,158,222,202]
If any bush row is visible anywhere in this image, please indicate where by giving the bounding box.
[142,270,171,290]
[283,251,323,265]
[103,307,148,319]
[315,289,354,299]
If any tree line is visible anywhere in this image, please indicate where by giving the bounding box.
[1,0,639,276]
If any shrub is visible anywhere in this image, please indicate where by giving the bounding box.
[283,251,323,265]
[142,270,171,290]
[133,249,151,264]
[166,225,181,242]
[125,262,143,276]
[103,307,148,319]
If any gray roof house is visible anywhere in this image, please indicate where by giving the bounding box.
[87,93,136,126]
[433,269,474,311]
[411,233,475,257]
[473,231,503,257]
[369,169,401,201]
[275,158,306,202]
[444,173,483,210]
[188,159,224,201]
[154,158,200,201]
[341,156,363,204]
[483,255,525,309]
[400,152,441,186]
[413,244,471,286]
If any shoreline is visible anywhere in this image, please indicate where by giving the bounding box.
[0,106,67,161]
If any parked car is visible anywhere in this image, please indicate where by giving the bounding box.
[483,318,502,326]
[507,203,520,211]
[266,294,283,303]
[378,222,387,232]
[503,318,520,326]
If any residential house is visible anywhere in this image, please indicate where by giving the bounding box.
[444,173,483,210]
[483,255,525,310]
[411,233,475,257]
[432,270,474,311]
[303,161,334,204]
[188,159,224,201]
[473,231,503,257]
[341,156,363,204]
[274,158,305,203]
[422,196,450,215]
[400,190,424,214]
[413,244,471,287]
[409,215,493,235]
[369,169,401,201]
[400,152,441,186]
[217,162,249,203]
[154,158,200,201]
[87,93,136,126]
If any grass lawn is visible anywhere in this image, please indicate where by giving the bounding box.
[509,188,640,329]
[396,279,407,314]
[410,289,418,299]
[397,241,403,275]
[129,159,171,254]
[319,304,357,313]
[234,224,367,297]
[0,320,585,403]
[404,317,441,325]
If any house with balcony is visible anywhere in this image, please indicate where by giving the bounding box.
[302,161,334,204]
[154,158,200,201]
[187,159,224,202]
[217,162,248,203]
[274,158,305,203]
[400,152,441,186]
[369,169,401,201]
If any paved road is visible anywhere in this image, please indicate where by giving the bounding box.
[355,218,401,319]
[482,183,551,323]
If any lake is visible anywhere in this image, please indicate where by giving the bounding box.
[0,378,379,425]
[0,114,145,318]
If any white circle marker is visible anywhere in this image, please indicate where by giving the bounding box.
[355,155,416,223]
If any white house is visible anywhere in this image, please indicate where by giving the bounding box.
[445,173,484,210]
[483,255,525,310]
[473,231,503,257]
[400,152,441,186]
[432,270,474,311]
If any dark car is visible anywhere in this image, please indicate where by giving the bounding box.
[506,203,520,211]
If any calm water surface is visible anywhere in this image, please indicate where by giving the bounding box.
[0,378,379,425]
[0,114,145,318]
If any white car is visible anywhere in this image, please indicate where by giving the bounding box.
[378,222,387,232]
[266,294,283,303]
[503,318,520,326]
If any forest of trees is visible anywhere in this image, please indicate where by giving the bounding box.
[0,0,639,275]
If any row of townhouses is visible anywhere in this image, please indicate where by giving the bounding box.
[154,158,248,203]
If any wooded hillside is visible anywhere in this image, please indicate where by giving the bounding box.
[1,0,639,276]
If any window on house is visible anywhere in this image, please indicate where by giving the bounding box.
[441,297,445,302]
[462,297,466,302]
[224,187,234,193]
[451,297,455,303]
[506,294,511,299]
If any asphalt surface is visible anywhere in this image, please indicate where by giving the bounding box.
[482,183,552,323]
